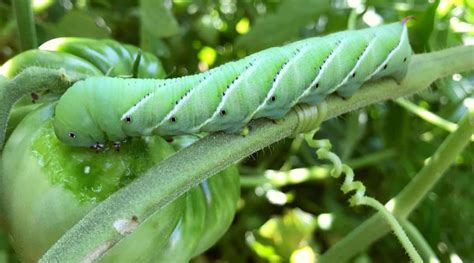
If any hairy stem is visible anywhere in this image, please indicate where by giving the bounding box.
[401,219,440,263]
[361,197,422,263]
[0,67,84,150]
[40,45,474,261]
[13,0,37,50]
[319,100,474,262]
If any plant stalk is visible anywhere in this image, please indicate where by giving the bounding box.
[13,0,37,50]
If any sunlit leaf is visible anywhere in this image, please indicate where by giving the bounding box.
[247,208,318,262]
[140,0,180,39]
[39,10,110,38]
[235,0,330,52]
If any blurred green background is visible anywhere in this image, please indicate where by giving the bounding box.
[0,0,473,262]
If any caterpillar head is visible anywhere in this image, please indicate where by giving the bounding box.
[53,81,106,149]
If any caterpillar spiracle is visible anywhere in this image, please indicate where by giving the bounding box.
[54,20,412,149]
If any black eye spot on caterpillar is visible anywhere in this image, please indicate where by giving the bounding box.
[383,64,388,70]
[270,95,276,102]
[124,116,132,123]
[170,116,177,123]
[68,132,76,139]
[403,57,407,62]
[220,109,227,116]
[352,72,356,78]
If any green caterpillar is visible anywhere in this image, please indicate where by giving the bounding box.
[54,20,412,150]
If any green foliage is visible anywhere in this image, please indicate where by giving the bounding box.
[247,208,317,262]
[0,0,473,262]
[40,10,110,38]
[234,0,331,52]
[140,0,180,39]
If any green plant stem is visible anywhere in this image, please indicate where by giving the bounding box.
[395,98,472,140]
[13,0,37,50]
[319,101,474,262]
[361,197,422,263]
[0,67,84,150]
[401,219,440,263]
[40,45,474,261]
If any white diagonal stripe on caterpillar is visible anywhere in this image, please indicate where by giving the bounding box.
[120,92,153,121]
[152,74,210,129]
[364,26,407,81]
[190,59,258,132]
[325,36,378,95]
[292,38,345,104]
[241,46,305,124]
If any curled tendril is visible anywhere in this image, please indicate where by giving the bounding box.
[304,134,368,206]
[293,101,327,135]
[304,131,422,263]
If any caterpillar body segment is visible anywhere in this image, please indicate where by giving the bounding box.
[54,21,412,148]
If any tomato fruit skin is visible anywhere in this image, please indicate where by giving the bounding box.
[1,105,239,262]
[1,37,166,79]
[0,49,103,78]
[39,38,166,78]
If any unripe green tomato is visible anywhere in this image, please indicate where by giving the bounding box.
[0,50,102,78]
[1,105,240,262]
[40,38,167,78]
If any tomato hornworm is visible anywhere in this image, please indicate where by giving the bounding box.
[54,20,412,149]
